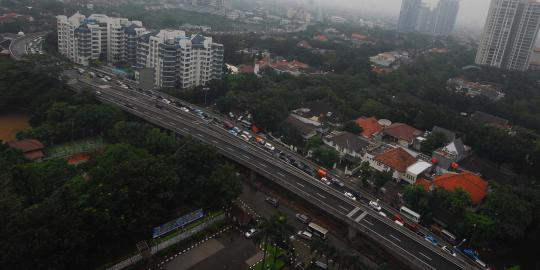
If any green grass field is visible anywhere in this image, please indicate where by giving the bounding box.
[254,245,286,270]
[46,137,107,159]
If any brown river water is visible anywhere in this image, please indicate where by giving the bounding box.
[0,112,30,141]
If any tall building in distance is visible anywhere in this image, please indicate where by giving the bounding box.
[475,0,540,71]
[58,12,224,89]
[397,0,460,36]
[397,0,422,33]
[433,0,460,36]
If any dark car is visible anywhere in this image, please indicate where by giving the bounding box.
[265,197,279,207]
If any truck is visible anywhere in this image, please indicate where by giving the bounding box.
[430,224,458,245]
[223,121,234,130]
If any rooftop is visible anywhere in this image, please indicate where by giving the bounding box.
[375,147,417,173]
[355,116,383,138]
[407,161,432,175]
[325,131,372,153]
[433,172,488,205]
[471,111,509,128]
[383,123,422,144]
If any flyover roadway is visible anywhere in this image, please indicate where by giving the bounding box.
[73,71,479,270]
[9,31,48,60]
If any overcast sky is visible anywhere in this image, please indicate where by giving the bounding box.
[315,0,492,27]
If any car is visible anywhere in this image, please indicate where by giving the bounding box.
[442,246,457,257]
[344,192,356,201]
[232,127,241,134]
[162,98,171,104]
[95,91,102,96]
[378,211,387,217]
[242,131,252,140]
[245,228,259,239]
[321,177,331,185]
[100,77,108,82]
[404,222,418,232]
[295,213,311,224]
[393,214,405,224]
[297,230,312,240]
[264,142,275,151]
[394,220,404,226]
[228,112,234,118]
[424,235,438,246]
[240,134,250,141]
[265,197,279,207]
[124,103,134,109]
[228,130,238,136]
[369,200,382,211]
[180,107,189,113]
[330,178,345,187]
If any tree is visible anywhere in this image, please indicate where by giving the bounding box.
[373,170,393,195]
[342,120,363,134]
[358,161,373,188]
[420,131,448,154]
[312,147,338,168]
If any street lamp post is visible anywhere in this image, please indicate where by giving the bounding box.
[203,87,210,106]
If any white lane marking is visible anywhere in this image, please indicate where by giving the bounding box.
[339,205,350,212]
[418,252,432,261]
[212,140,218,144]
[277,172,285,177]
[182,127,189,132]
[242,154,251,160]
[389,234,401,242]
[316,193,326,199]
[296,182,305,188]
[347,207,361,218]
[362,219,374,226]
[259,162,267,168]
[354,212,368,222]
[226,147,233,151]
[196,133,204,138]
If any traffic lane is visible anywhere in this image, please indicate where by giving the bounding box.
[362,215,461,270]
[99,90,359,216]
[97,90,467,270]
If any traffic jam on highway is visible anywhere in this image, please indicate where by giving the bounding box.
[73,67,489,270]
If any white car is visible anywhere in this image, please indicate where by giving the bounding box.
[442,246,457,257]
[264,142,275,151]
[244,228,259,239]
[240,134,250,141]
[344,192,356,201]
[369,200,382,211]
[321,177,331,185]
[378,211,387,217]
[180,107,189,113]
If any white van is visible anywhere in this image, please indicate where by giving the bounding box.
[297,230,313,240]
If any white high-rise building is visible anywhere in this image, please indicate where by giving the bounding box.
[475,0,540,71]
[56,12,145,66]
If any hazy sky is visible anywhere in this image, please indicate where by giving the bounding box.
[316,0,492,27]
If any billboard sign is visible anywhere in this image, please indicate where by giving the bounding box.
[152,208,204,238]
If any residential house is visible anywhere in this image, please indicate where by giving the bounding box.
[403,161,432,184]
[6,139,45,161]
[323,131,373,160]
[367,146,417,181]
[447,77,505,101]
[355,116,383,139]
[292,101,341,127]
[433,172,488,205]
[286,114,319,140]
[369,51,409,73]
[383,123,422,148]
[432,138,470,170]
[471,111,510,129]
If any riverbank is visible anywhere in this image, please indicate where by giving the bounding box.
[0,112,30,141]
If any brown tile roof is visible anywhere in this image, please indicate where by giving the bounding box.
[286,114,317,137]
[383,123,422,144]
[7,139,44,152]
[433,172,488,205]
[374,147,416,173]
[355,116,383,138]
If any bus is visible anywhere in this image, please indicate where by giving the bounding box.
[307,222,328,240]
[399,206,421,223]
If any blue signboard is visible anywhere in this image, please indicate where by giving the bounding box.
[152,208,204,238]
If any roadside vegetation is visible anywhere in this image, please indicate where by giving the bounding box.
[0,56,242,269]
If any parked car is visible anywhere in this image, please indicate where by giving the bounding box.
[394,220,404,226]
[264,142,275,151]
[330,178,345,187]
[442,246,457,257]
[378,211,387,217]
[369,200,382,211]
[245,228,259,239]
[180,107,189,113]
[424,235,438,246]
[344,192,356,201]
[297,230,313,240]
[320,177,331,185]
[265,197,279,207]
[295,213,311,224]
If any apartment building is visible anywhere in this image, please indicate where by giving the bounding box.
[398,0,459,36]
[475,0,540,71]
[58,12,224,89]
[56,12,145,66]
[136,29,224,89]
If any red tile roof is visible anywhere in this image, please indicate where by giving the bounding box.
[7,139,44,152]
[238,64,254,73]
[433,172,488,205]
[355,116,383,138]
[383,123,422,144]
[415,177,433,190]
[23,150,45,160]
[351,33,368,40]
[374,147,416,173]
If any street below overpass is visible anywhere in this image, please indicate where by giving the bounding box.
[73,71,478,270]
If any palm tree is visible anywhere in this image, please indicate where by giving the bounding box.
[253,213,293,270]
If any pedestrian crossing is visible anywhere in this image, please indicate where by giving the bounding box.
[347,207,368,223]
